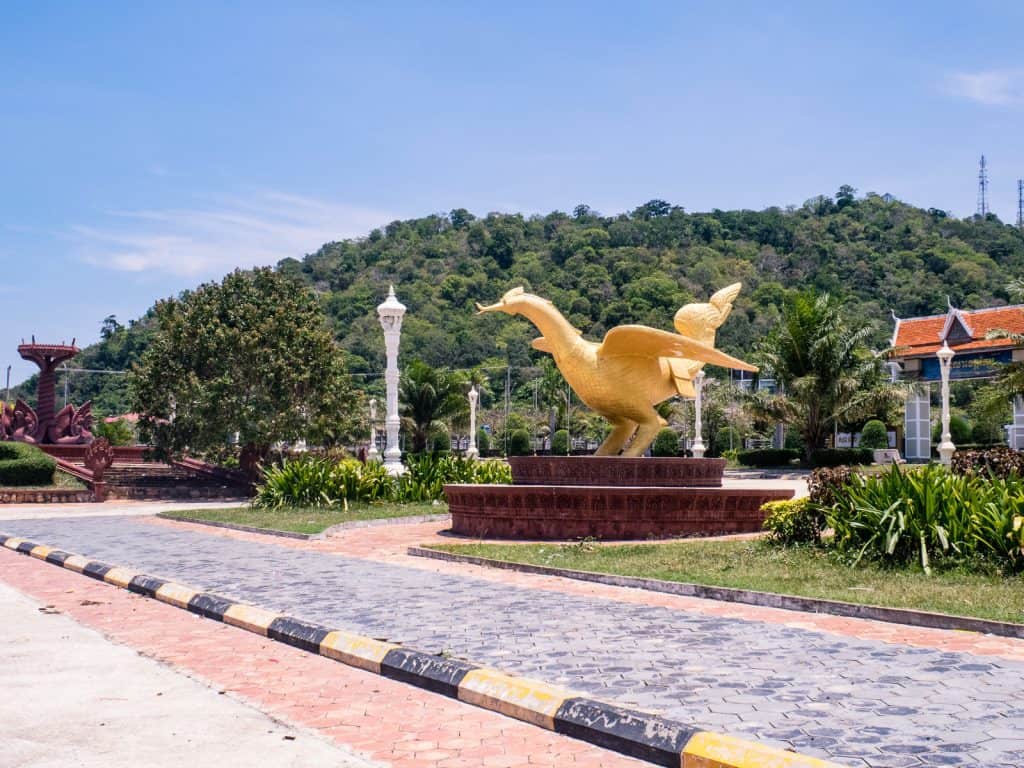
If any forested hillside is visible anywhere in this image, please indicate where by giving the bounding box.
[15,188,1024,416]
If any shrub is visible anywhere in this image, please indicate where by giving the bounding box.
[428,426,451,454]
[807,465,857,507]
[651,428,680,457]
[932,415,972,445]
[0,442,57,486]
[827,463,1024,573]
[254,453,511,507]
[93,418,136,446]
[508,428,532,456]
[859,420,889,450]
[736,448,799,467]
[476,428,490,453]
[762,498,822,545]
[971,420,1004,445]
[550,429,570,456]
[712,426,741,457]
[951,446,1024,480]
[810,448,872,467]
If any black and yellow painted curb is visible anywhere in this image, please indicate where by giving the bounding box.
[0,533,840,768]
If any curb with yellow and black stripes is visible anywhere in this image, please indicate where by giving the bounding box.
[1,533,839,768]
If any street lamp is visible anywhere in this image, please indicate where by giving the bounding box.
[466,386,480,460]
[377,285,407,475]
[367,398,380,462]
[692,370,707,458]
[936,342,956,465]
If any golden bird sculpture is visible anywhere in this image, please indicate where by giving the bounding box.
[475,284,757,457]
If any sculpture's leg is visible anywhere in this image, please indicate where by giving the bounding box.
[622,415,667,457]
[595,419,637,456]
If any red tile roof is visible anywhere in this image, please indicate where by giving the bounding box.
[892,305,1024,357]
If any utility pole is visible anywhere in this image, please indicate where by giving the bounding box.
[4,365,10,406]
[977,155,989,217]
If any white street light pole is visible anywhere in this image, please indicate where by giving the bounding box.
[936,342,956,465]
[367,398,380,462]
[692,370,707,458]
[377,285,407,476]
[466,385,479,459]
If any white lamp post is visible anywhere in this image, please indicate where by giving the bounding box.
[466,386,480,459]
[936,342,956,465]
[377,285,407,475]
[692,370,707,459]
[367,398,380,462]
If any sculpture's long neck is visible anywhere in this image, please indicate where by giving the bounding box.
[514,299,581,354]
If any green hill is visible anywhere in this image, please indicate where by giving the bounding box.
[14,189,1024,416]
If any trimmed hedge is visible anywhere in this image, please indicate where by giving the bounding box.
[736,448,800,467]
[550,429,570,456]
[508,428,532,456]
[810,448,873,467]
[0,442,57,486]
[651,428,680,457]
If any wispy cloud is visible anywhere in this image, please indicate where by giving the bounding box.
[73,190,396,277]
[945,68,1024,106]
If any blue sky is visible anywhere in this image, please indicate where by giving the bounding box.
[2,1,1024,385]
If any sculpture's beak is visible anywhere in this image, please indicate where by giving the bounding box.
[475,301,503,315]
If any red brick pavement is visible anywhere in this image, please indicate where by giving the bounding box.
[0,549,645,768]
[143,515,1024,662]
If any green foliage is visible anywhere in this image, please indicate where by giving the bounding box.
[750,291,898,463]
[399,361,468,453]
[651,428,680,457]
[761,498,822,545]
[736,448,799,467]
[859,420,889,450]
[92,418,135,446]
[712,426,742,456]
[810,448,873,467]
[508,428,532,456]
[807,465,857,507]
[428,425,451,454]
[826,464,1024,573]
[951,446,1024,480]
[0,442,57,486]
[254,454,512,507]
[40,195,1024,418]
[476,428,491,453]
[933,415,973,445]
[129,268,360,463]
[550,429,570,456]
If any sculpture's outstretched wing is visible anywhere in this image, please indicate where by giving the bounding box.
[598,325,757,371]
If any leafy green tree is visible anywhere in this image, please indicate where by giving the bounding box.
[129,268,359,467]
[750,292,897,463]
[398,360,468,453]
[859,419,889,450]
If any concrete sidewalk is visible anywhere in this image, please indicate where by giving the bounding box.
[0,499,244,522]
[0,581,377,767]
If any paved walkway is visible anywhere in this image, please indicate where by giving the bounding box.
[0,550,642,768]
[3,512,1024,766]
[0,579,376,768]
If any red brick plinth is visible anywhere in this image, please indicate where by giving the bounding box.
[508,456,725,487]
[445,484,793,540]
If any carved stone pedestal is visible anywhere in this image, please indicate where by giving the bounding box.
[445,456,792,541]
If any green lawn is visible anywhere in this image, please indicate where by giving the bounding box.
[429,539,1024,625]
[160,501,447,535]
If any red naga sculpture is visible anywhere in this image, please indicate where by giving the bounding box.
[0,339,94,445]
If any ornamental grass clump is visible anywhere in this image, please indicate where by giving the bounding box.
[254,453,511,508]
[825,463,1024,574]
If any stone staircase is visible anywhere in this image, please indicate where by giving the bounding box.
[98,462,249,500]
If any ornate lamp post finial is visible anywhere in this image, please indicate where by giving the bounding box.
[936,342,956,465]
[377,286,407,475]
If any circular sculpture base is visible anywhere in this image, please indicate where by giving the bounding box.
[508,456,724,487]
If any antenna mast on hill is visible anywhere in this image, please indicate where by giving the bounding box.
[1018,179,1023,228]
[977,155,990,217]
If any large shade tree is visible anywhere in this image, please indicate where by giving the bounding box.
[750,291,897,462]
[399,361,468,453]
[130,268,360,469]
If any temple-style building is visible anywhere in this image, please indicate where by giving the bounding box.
[890,303,1024,459]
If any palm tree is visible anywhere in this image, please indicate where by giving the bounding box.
[749,292,897,463]
[399,361,469,453]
